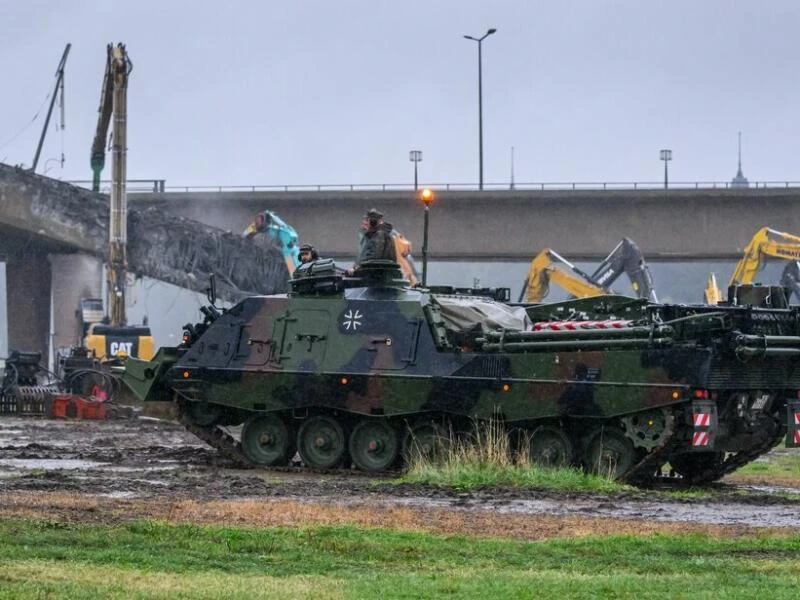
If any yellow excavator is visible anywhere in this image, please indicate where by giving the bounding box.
[82,43,154,361]
[705,227,800,304]
[519,238,658,304]
[519,249,606,303]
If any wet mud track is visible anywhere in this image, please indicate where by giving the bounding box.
[1,415,799,536]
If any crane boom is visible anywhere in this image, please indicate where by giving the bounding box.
[32,43,71,172]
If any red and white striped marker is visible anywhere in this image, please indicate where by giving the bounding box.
[794,430,800,445]
[533,320,632,331]
[693,412,711,427]
[693,431,710,447]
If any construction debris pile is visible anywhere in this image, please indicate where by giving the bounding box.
[0,163,289,301]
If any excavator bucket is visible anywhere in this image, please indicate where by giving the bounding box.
[704,273,722,305]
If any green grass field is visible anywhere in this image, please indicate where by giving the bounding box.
[0,518,798,599]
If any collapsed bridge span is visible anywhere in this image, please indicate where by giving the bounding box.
[0,163,287,359]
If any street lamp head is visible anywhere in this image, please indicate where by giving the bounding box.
[487,28,497,35]
[409,150,422,162]
[463,35,476,41]
[420,188,434,206]
[660,149,673,161]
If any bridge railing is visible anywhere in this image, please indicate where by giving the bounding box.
[69,179,800,193]
[68,179,167,193]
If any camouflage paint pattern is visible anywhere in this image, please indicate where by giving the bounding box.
[123,262,800,477]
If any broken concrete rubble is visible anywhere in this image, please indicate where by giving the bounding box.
[0,163,288,301]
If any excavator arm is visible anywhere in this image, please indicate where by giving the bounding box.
[730,228,800,285]
[707,228,800,303]
[704,273,723,305]
[104,44,132,327]
[391,230,419,286]
[780,261,800,301]
[243,211,300,274]
[518,249,607,303]
[90,45,123,192]
[589,237,658,302]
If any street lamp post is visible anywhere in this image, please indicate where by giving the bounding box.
[660,149,672,189]
[420,188,434,286]
[409,150,422,190]
[463,28,497,191]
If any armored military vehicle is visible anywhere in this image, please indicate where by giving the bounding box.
[123,260,800,484]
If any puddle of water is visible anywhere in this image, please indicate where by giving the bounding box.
[104,465,182,473]
[292,493,800,529]
[735,483,800,496]
[0,458,108,470]
[98,491,138,499]
[0,438,31,447]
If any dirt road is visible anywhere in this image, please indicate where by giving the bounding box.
[1,415,799,540]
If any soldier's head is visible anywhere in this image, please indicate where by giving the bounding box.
[299,243,318,263]
[363,208,383,230]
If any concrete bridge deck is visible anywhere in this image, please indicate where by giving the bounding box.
[129,187,797,260]
[4,167,800,361]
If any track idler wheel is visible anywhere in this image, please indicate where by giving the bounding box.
[297,415,347,469]
[348,419,399,472]
[241,415,295,466]
[585,426,636,479]
[527,426,574,468]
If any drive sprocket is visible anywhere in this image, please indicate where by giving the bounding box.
[621,408,674,451]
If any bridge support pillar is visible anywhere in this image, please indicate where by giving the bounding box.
[6,252,51,362]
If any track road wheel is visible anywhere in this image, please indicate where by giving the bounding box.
[298,415,347,469]
[402,420,449,465]
[585,427,636,479]
[241,415,294,466]
[349,419,399,472]
[528,426,574,468]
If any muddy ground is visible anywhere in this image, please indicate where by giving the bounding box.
[1,414,799,540]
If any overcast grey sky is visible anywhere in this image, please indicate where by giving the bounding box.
[1,0,798,188]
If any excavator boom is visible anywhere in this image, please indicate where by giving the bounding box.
[519,240,657,303]
[90,45,119,192]
[391,230,419,286]
[243,211,300,274]
[81,43,154,361]
[731,227,800,285]
[707,227,800,303]
[589,237,658,302]
[104,44,132,326]
[519,249,606,303]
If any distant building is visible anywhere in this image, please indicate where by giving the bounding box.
[731,131,749,188]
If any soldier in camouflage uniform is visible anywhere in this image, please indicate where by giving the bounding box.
[356,208,397,267]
